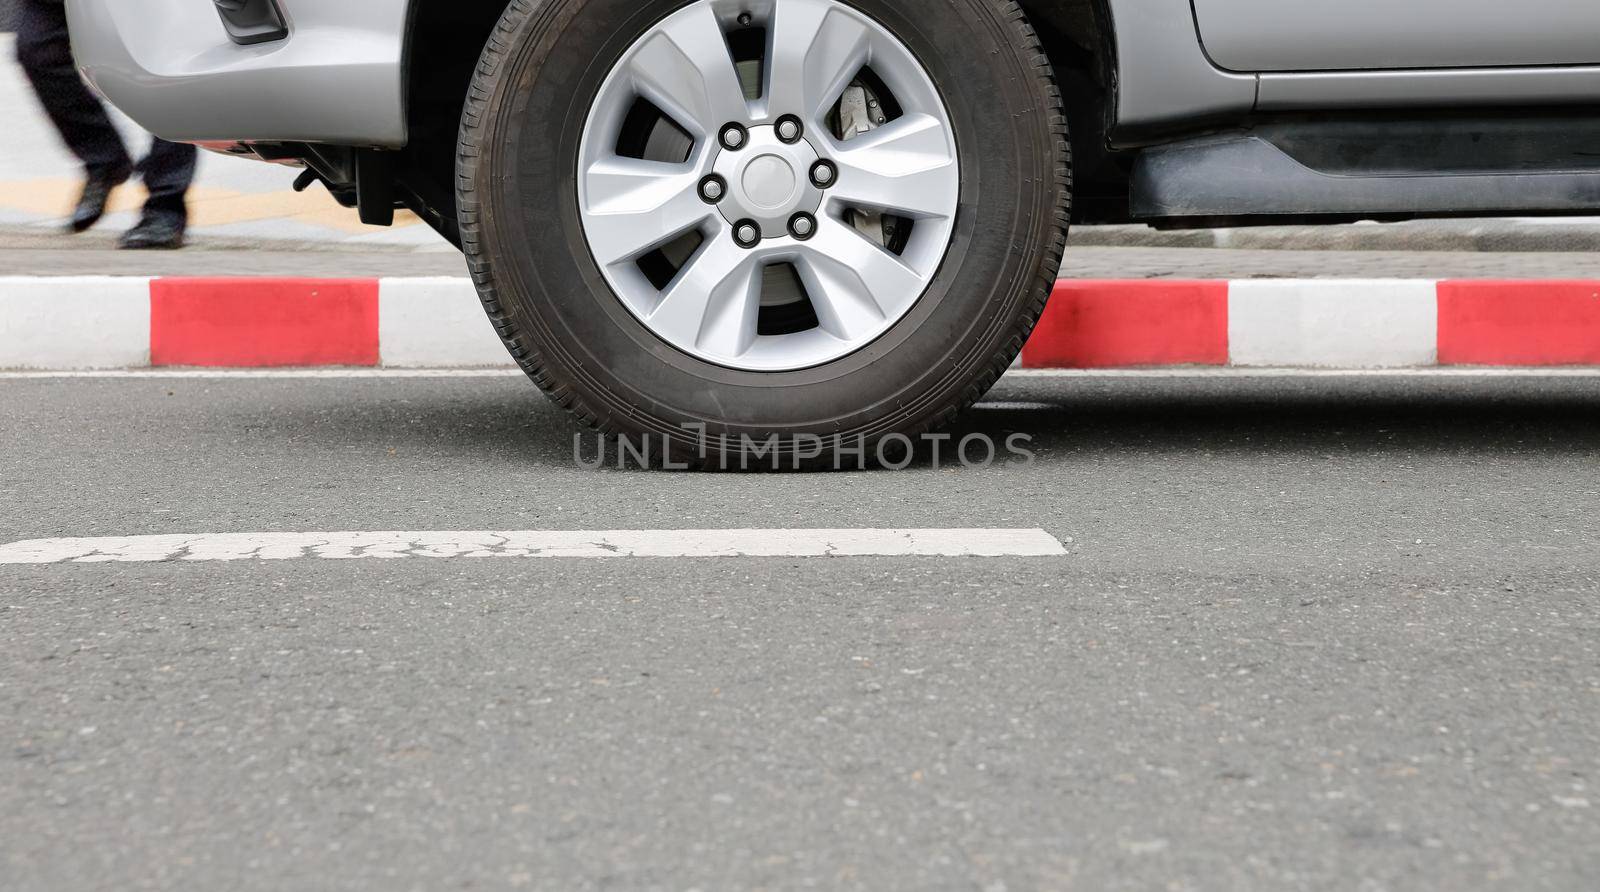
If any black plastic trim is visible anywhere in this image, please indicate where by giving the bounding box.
[1132,116,1600,222]
[213,0,289,46]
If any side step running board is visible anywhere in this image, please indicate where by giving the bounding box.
[1131,118,1600,225]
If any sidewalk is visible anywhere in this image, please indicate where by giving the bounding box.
[11,223,1600,279]
[0,225,463,277]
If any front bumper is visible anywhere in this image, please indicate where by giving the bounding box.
[64,0,409,147]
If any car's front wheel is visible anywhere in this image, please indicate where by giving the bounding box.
[459,0,1069,466]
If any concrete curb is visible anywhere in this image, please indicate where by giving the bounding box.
[3,276,1599,371]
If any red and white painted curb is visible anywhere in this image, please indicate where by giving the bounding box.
[2,276,1599,370]
[1023,279,1600,369]
[0,277,503,370]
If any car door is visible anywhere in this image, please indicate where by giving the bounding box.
[1190,0,1600,72]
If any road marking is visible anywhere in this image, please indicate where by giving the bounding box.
[4,368,1600,381]
[0,529,1068,564]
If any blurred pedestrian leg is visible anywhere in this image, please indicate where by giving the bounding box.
[15,0,129,231]
[120,138,198,249]
[14,0,195,247]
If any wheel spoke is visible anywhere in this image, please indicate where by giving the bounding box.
[765,0,872,124]
[826,113,958,219]
[583,157,713,266]
[649,236,762,359]
[628,4,750,137]
[796,217,925,340]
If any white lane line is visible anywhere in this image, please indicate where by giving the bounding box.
[0,529,1068,564]
[4,367,1600,380]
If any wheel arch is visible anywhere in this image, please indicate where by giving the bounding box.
[391,0,1124,237]
[390,0,511,245]
[1016,0,1129,221]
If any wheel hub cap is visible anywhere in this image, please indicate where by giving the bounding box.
[742,156,796,209]
[714,126,824,233]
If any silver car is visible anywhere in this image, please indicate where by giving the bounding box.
[63,0,1600,464]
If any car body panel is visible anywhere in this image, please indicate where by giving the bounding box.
[1099,0,1256,130]
[64,0,409,146]
[1191,0,1600,72]
[58,0,1600,146]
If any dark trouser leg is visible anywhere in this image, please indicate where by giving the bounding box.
[138,139,199,219]
[14,0,132,177]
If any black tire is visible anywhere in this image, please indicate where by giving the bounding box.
[458,0,1070,468]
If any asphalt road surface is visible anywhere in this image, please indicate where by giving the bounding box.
[4,371,1599,891]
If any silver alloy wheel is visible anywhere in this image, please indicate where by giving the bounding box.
[577,0,960,372]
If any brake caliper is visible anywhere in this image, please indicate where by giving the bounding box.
[836,83,897,249]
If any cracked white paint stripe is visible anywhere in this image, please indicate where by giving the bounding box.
[0,529,1067,564]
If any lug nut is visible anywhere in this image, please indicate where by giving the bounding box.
[699,175,726,203]
[788,213,816,240]
[734,220,762,248]
[809,160,837,188]
[775,115,803,144]
[719,124,747,150]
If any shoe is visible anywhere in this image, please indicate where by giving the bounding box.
[67,167,132,233]
[117,210,187,250]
